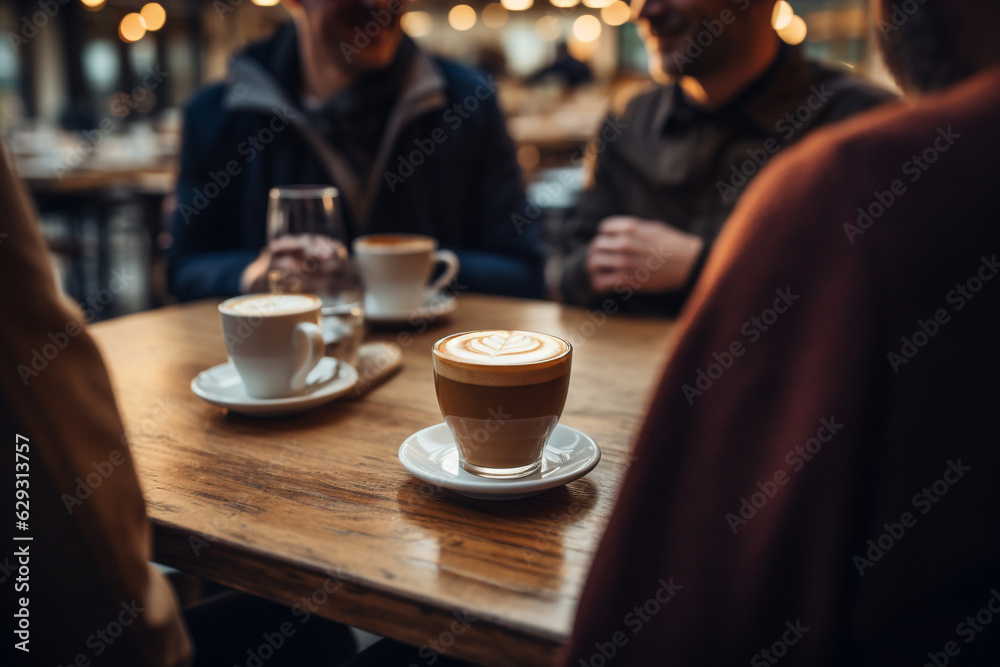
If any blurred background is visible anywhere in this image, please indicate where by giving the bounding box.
[0,0,894,320]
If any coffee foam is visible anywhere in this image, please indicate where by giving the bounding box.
[221,293,319,317]
[433,330,571,386]
[354,234,435,254]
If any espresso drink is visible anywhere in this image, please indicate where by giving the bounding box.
[432,330,572,478]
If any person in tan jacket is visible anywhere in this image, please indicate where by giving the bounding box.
[0,142,193,666]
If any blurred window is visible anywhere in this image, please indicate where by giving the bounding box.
[83,40,119,95]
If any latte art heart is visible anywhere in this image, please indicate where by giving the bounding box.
[470,333,541,358]
[435,329,569,372]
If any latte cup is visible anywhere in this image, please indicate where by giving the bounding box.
[432,330,572,479]
[219,293,326,399]
[353,234,459,315]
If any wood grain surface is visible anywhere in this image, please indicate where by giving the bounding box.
[89,294,678,666]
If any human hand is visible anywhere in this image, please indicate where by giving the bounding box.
[585,216,704,294]
[240,234,347,294]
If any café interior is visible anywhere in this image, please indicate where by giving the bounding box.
[2,0,888,315]
[8,0,996,666]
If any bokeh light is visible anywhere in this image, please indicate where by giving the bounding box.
[550,0,580,7]
[582,0,613,8]
[572,14,602,42]
[401,11,434,37]
[119,13,147,43]
[601,1,630,26]
[777,14,807,44]
[140,3,166,31]
[772,1,794,30]
[482,3,509,28]
[448,5,477,31]
[501,0,533,10]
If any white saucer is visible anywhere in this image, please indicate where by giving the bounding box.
[191,357,358,417]
[398,423,601,500]
[366,292,457,325]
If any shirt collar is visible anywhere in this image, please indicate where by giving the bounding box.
[655,41,810,137]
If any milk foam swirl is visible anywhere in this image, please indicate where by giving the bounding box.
[438,331,568,366]
[223,294,319,317]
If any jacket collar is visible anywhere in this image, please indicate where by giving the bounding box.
[222,25,447,227]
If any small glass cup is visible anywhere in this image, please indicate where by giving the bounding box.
[266,185,364,368]
[431,330,573,478]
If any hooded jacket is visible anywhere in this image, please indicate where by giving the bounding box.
[167,25,545,302]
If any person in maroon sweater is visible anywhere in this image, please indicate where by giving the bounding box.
[563,1,1000,665]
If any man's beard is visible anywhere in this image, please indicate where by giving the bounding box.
[876,0,971,93]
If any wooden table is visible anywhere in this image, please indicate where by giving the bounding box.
[89,295,677,666]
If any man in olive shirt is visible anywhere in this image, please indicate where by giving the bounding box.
[560,0,894,315]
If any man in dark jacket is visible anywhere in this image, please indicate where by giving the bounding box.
[168,0,545,302]
[560,0,894,316]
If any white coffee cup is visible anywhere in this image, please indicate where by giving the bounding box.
[353,234,459,315]
[219,293,326,399]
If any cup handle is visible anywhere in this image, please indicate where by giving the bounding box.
[290,321,326,393]
[428,249,460,294]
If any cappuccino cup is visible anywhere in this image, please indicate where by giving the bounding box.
[219,293,326,399]
[432,330,572,478]
[353,234,459,315]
